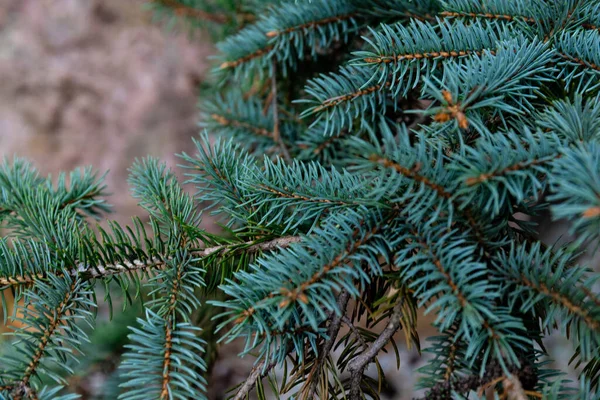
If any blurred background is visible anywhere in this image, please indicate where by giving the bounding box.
[0,0,597,399]
[0,0,212,226]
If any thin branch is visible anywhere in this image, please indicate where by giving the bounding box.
[303,290,351,399]
[220,45,274,70]
[232,357,279,400]
[347,299,403,400]
[271,59,291,162]
[341,314,368,351]
[0,236,302,287]
[421,359,538,399]
[160,259,185,400]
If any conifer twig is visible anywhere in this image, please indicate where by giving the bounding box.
[231,358,278,400]
[347,300,403,400]
[303,290,351,399]
[341,314,368,351]
[0,236,302,287]
[81,236,302,278]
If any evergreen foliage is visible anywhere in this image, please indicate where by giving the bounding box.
[2,0,600,399]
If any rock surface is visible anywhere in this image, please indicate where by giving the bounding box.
[0,0,213,226]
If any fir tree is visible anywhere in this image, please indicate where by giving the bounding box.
[2,0,600,399]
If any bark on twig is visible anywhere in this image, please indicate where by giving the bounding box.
[231,358,278,400]
[347,300,403,399]
[303,290,351,399]
[0,236,302,286]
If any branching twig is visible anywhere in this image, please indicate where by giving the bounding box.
[347,299,403,400]
[0,236,302,287]
[231,358,279,400]
[341,314,368,351]
[303,290,351,399]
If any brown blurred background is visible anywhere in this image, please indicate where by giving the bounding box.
[0,0,212,226]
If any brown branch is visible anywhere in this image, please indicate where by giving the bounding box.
[210,114,272,137]
[341,314,368,351]
[160,321,174,399]
[558,51,600,72]
[444,341,458,381]
[20,280,78,387]
[312,82,390,113]
[368,155,451,199]
[160,258,184,399]
[12,384,39,400]
[583,23,600,32]
[370,155,489,248]
[465,153,561,186]
[519,275,600,332]
[153,0,230,24]
[0,236,302,288]
[231,357,279,400]
[220,46,274,70]
[311,130,350,155]
[302,290,351,399]
[363,49,494,65]
[440,11,535,23]
[422,359,538,399]
[266,13,358,37]
[501,376,529,400]
[347,299,403,399]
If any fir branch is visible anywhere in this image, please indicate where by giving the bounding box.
[277,225,378,309]
[347,299,403,399]
[558,51,600,72]
[367,153,487,244]
[439,10,536,23]
[451,129,561,216]
[19,280,78,387]
[310,81,391,114]
[517,276,599,332]
[209,113,273,137]
[549,143,600,245]
[266,13,358,38]
[231,357,279,400]
[494,243,600,360]
[303,290,350,399]
[463,155,560,186]
[220,45,274,70]
[0,274,93,398]
[368,155,451,199]
[554,29,600,91]
[158,260,186,400]
[361,48,494,65]
[0,236,301,288]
